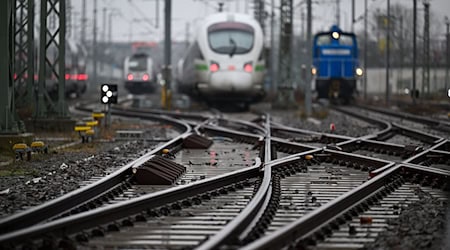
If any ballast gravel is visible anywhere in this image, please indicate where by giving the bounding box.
[0,140,153,219]
[365,189,449,250]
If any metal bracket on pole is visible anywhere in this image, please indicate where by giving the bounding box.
[275,0,295,109]
[36,0,67,118]
[14,0,35,109]
[421,1,430,97]
[163,0,171,110]
[0,0,19,133]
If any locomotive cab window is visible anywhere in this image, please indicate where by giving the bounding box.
[129,56,148,71]
[208,22,254,55]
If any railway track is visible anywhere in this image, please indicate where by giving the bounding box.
[0,101,448,249]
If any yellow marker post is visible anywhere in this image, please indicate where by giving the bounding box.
[86,120,99,127]
[31,141,48,153]
[161,85,166,108]
[74,126,91,132]
[13,143,28,150]
[12,143,31,161]
[86,129,95,135]
[92,112,105,119]
[31,141,45,148]
[92,112,105,128]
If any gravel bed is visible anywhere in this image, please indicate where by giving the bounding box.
[0,140,153,219]
[271,109,378,138]
[365,188,449,250]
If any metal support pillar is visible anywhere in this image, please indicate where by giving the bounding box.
[163,0,171,109]
[445,17,449,96]
[81,0,86,45]
[276,0,294,107]
[304,0,312,116]
[422,1,430,97]
[412,0,416,104]
[92,0,98,90]
[36,0,67,118]
[351,0,355,32]
[14,0,35,107]
[385,0,390,105]
[270,0,276,95]
[254,0,265,34]
[336,0,340,26]
[363,0,367,99]
[0,0,19,133]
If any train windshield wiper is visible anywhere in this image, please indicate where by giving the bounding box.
[229,37,237,57]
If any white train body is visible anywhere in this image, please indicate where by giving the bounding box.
[123,53,156,94]
[176,12,265,104]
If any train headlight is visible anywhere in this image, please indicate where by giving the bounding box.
[142,74,149,81]
[355,67,363,76]
[244,63,253,73]
[311,67,317,75]
[127,74,134,81]
[210,63,219,72]
[332,32,340,40]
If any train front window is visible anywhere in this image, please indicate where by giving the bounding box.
[129,57,147,71]
[208,22,254,55]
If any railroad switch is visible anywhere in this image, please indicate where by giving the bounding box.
[183,134,213,149]
[134,155,186,185]
[12,143,31,161]
[30,141,48,154]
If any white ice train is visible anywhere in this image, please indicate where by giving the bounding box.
[176,12,266,107]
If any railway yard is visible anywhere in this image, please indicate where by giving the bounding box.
[0,95,448,250]
[2,0,450,248]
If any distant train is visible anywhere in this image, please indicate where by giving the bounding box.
[17,38,89,98]
[63,40,88,97]
[176,12,266,109]
[123,53,157,94]
[312,25,362,103]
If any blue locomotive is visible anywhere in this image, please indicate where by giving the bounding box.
[312,25,362,103]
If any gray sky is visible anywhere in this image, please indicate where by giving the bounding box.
[69,0,450,43]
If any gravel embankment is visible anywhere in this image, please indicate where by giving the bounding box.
[0,140,151,219]
[365,189,449,250]
[272,109,378,137]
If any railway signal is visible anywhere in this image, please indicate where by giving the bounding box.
[100,84,118,104]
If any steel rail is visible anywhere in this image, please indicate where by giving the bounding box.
[197,114,272,250]
[332,106,393,141]
[218,117,266,136]
[392,122,444,144]
[271,121,354,142]
[0,159,262,245]
[241,163,449,250]
[403,139,449,165]
[201,124,263,145]
[0,109,192,234]
[358,104,450,132]
[337,138,420,162]
[113,105,212,122]
[271,137,318,153]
